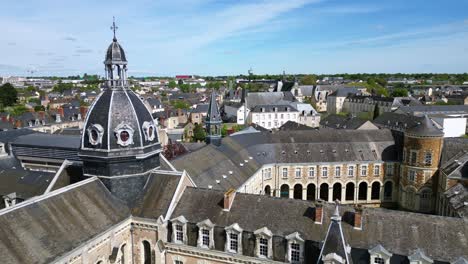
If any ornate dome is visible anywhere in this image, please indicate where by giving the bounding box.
[105,39,127,64]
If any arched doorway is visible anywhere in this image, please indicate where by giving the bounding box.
[345,182,355,201]
[384,181,393,200]
[333,183,342,201]
[280,184,289,198]
[320,183,329,201]
[371,182,381,200]
[142,240,151,264]
[307,184,316,201]
[294,184,303,200]
[358,182,368,200]
[264,185,271,196]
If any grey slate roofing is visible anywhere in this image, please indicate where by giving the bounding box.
[396,105,468,116]
[172,187,468,263]
[207,92,221,123]
[441,138,468,165]
[132,171,182,219]
[172,129,397,190]
[444,183,468,218]
[0,129,38,153]
[251,103,297,113]
[246,92,293,109]
[321,115,369,130]
[440,150,468,180]
[0,178,130,264]
[405,115,444,137]
[329,87,360,97]
[105,38,127,63]
[373,112,423,131]
[298,85,314,96]
[13,133,80,149]
[319,207,352,264]
[191,103,209,113]
[279,121,316,131]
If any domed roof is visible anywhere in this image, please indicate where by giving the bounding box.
[105,39,127,64]
[405,115,444,137]
[80,87,160,157]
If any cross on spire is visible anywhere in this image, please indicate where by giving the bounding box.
[111,16,118,41]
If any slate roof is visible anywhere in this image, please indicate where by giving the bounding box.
[172,129,397,190]
[440,151,468,180]
[13,134,80,149]
[373,112,423,132]
[441,138,468,165]
[321,115,370,130]
[191,104,209,113]
[172,187,468,263]
[246,92,293,109]
[279,121,316,131]
[329,87,360,97]
[444,183,468,218]
[132,171,182,219]
[396,105,468,116]
[0,178,129,264]
[251,103,297,113]
[405,115,444,137]
[207,92,221,123]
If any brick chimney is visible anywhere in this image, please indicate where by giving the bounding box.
[14,120,22,128]
[80,106,88,120]
[223,189,236,211]
[315,201,323,224]
[57,107,64,117]
[354,206,363,230]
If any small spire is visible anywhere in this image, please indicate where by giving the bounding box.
[331,200,341,221]
[111,16,118,41]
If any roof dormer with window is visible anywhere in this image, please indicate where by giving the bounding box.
[197,219,215,249]
[171,215,188,245]
[254,227,273,259]
[225,223,243,254]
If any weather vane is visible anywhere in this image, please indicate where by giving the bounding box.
[111,16,118,40]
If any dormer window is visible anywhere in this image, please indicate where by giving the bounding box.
[254,227,273,259]
[197,219,215,249]
[142,121,156,141]
[114,123,134,147]
[369,244,393,264]
[286,232,304,263]
[171,216,188,245]
[225,223,243,254]
[87,124,104,146]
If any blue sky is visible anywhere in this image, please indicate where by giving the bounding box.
[1,0,468,76]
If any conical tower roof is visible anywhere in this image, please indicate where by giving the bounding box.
[405,115,444,137]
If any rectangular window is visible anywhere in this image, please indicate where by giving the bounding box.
[295,168,301,178]
[291,243,301,262]
[374,165,380,176]
[175,261,183,264]
[259,238,268,257]
[280,114,284,119]
[386,164,393,176]
[202,229,210,247]
[308,167,315,177]
[264,168,272,179]
[410,151,417,165]
[408,170,416,182]
[348,165,354,176]
[230,233,238,252]
[322,167,328,177]
[360,165,368,176]
[282,168,288,179]
[335,166,341,177]
[175,225,183,242]
[425,152,432,166]
[374,257,385,264]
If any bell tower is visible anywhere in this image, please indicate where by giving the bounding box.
[205,92,222,146]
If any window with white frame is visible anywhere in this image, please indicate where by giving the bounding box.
[361,165,368,176]
[175,261,183,264]
[424,152,432,166]
[374,165,380,176]
[264,168,272,179]
[295,168,301,178]
[348,165,354,176]
[335,166,341,177]
[197,219,214,249]
[386,164,393,176]
[259,238,268,257]
[374,257,384,264]
[201,229,210,247]
[291,243,301,263]
[229,233,238,252]
[322,167,328,177]
[225,223,242,254]
[308,167,315,177]
[175,224,183,242]
[282,168,288,179]
[408,170,416,182]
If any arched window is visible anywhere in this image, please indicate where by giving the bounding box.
[293,184,303,200]
[280,184,289,198]
[358,182,368,200]
[264,185,271,196]
[120,244,126,264]
[345,182,355,201]
[320,183,329,201]
[371,182,381,200]
[306,184,316,201]
[332,183,342,201]
[384,182,393,200]
[142,240,151,264]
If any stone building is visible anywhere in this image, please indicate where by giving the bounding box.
[0,23,467,264]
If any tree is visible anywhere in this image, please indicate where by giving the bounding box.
[193,123,206,142]
[34,105,45,112]
[168,80,177,89]
[391,88,409,97]
[221,124,228,137]
[171,100,190,110]
[300,75,317,85]
[0,83,18,107]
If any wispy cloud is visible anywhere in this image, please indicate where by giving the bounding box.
[63,36,77,41]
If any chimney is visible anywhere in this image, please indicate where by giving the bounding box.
[315,201,323,224]
[354,206,363,230]
[38,111,45,120]
[223,189,236,211]
[80,106,88,119]
[15,120,22,128]
[57,107,64,117]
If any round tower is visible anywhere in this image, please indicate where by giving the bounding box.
[78,20,161,204]
[399,115,443,212]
